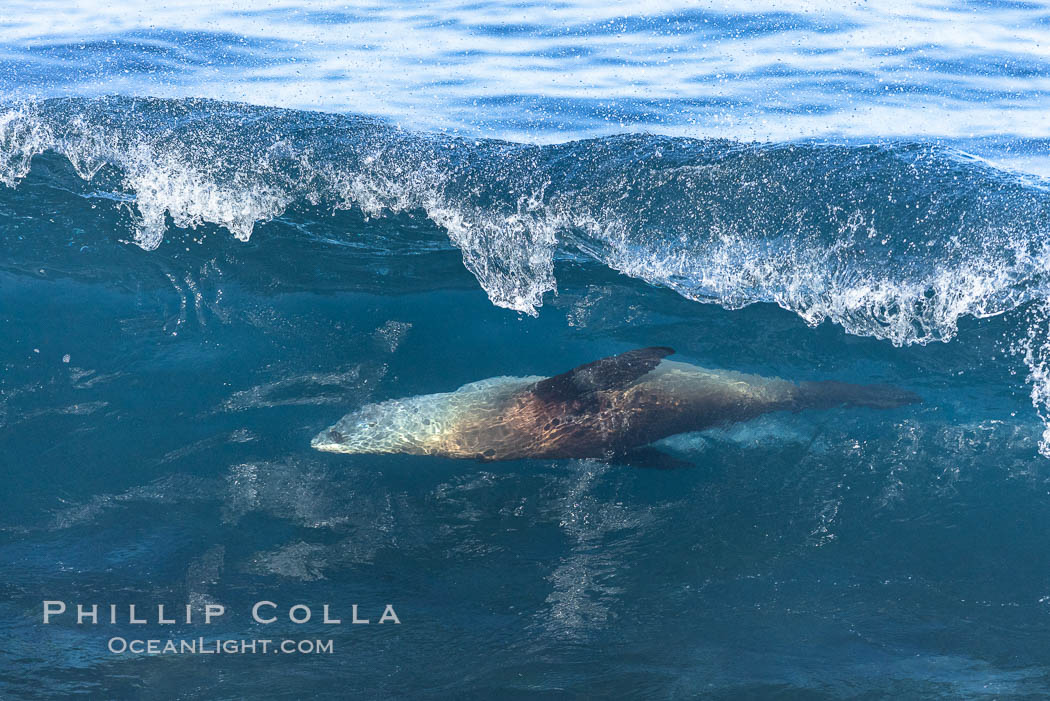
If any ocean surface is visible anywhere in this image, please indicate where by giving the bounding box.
[3,2,1050,699]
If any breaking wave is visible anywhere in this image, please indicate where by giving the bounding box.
[4,96,1050,450]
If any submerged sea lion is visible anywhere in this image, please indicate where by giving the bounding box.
[311,347,920,466]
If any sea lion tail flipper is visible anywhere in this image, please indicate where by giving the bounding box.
[532,346,675,402]
[609,446,694,470]
[798,380,922,411]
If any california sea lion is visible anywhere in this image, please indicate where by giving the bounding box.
[311,347,920,465]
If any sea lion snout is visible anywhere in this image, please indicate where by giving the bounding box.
[310,427,346,451]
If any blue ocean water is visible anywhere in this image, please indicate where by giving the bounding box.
[3,2,1050,698]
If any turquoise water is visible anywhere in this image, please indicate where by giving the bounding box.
[3,3,1050,699]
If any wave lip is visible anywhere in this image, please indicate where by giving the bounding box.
[3,97,1049,330]
[2,98,1048,329]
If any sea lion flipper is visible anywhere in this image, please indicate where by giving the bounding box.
[532,346,674,402]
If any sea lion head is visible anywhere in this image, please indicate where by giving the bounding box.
[311,375,542,456]
[311,399,409,454]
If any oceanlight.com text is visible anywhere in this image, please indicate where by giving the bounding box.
[108,637,335,655]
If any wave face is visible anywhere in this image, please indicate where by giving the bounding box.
[4,98,1050,429]
[5,95,1050,698]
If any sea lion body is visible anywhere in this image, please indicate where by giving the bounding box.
[312,348,919,462]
